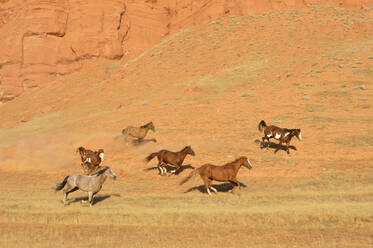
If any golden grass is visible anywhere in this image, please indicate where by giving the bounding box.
[1,171,373,247]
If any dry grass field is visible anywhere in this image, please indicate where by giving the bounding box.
[0,4,372,247]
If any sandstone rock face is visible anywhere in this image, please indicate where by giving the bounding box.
[0,0,371,101]
[0,0,129,101]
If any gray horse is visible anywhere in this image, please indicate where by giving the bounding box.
[55,166,116,207]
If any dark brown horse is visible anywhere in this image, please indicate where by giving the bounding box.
[180,156,252,195]
[146,145,195,175]
[76,147,104,175]
[258,120,302,154]
[121,122,156,144]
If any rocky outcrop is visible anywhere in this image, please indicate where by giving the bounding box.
[0,0,371,101]
[0,0,129,101]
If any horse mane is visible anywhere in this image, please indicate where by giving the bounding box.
[234,156,247,162]
[288,129,297,135]
[181,145,191,151]
[77,146,85,152]
[92,166,109,176]
[141,122,153,128]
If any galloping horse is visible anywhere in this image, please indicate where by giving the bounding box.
[121,122,156,144]
[258,120,302,154]
[146,145,195,175]
[180,156,252,195]
[76,147,104,174]
[55,166,116,207]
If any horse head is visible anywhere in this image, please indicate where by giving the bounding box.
[293,129,302,141]
[148,122,155,132]
[97,149,104,161]
[185,145,195,156]
[104,167,117,180]
[239,156,253,170]
[76,146,86,156]
[96,166,117,180]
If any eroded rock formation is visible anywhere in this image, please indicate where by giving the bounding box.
[0,0,371,101]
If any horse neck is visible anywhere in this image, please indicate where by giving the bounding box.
[98,174,107,185]
[286,132,296,141]
[79,150,85,157]
[91,173,107,185]
[230,160,243,174]
[179,149,189,159]
[142,125,151,133]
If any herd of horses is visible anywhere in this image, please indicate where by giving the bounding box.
[56,120,302,206]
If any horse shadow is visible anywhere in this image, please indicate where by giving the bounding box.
[144,164,194,175]
[132,138,157,147]
[70,193,120,206]
[185,182,247,194]
[256,139,297,154]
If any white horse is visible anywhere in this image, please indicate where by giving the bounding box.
[55,166,116,207]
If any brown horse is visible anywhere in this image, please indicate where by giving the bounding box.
[146,145,195,175]
[76,147,104,174]
[121,122,156,144]
[258,120,302,154]
[180,156,252,195]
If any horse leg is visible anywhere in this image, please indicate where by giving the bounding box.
[81,192,94,206]
[124,134,129,145]
[229,179,241,194]
[262,136,270,149]
[170,164,180,175]
[261,137,266,149]
[274,140,283,154]
[157,160,165,175]
[286,141,291,155]
[63,186,78,205]
[87,192,94,207]
[204,178,213,196]
[210,185,218,194]
[87,164,94,175]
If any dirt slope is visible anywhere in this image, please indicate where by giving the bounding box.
[0,2,372,248]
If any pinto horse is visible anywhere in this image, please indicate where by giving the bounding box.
[121,122,156,144]
[258,120,302,154]
[76,147,104,175]
[180,156,252,195]
[146,145,195,175]
[55,166,116,207]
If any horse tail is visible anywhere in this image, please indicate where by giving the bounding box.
[121,128,126,135]
[55,176,69,191]
[145,152,159,163]
[180,167,201,185]
[258,120,267,132]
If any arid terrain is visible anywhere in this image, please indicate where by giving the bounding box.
[0,2,372,247]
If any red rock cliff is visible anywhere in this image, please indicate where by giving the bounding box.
[0,0,371,101]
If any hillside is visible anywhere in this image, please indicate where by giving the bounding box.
[1,0,372,101]
[0,3,372,247]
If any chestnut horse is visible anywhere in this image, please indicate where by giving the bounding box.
[121,122,156,144]
[180,156,252,195]
[146,145,195,175]
[76,147,104,174]
[258,120,302,154]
